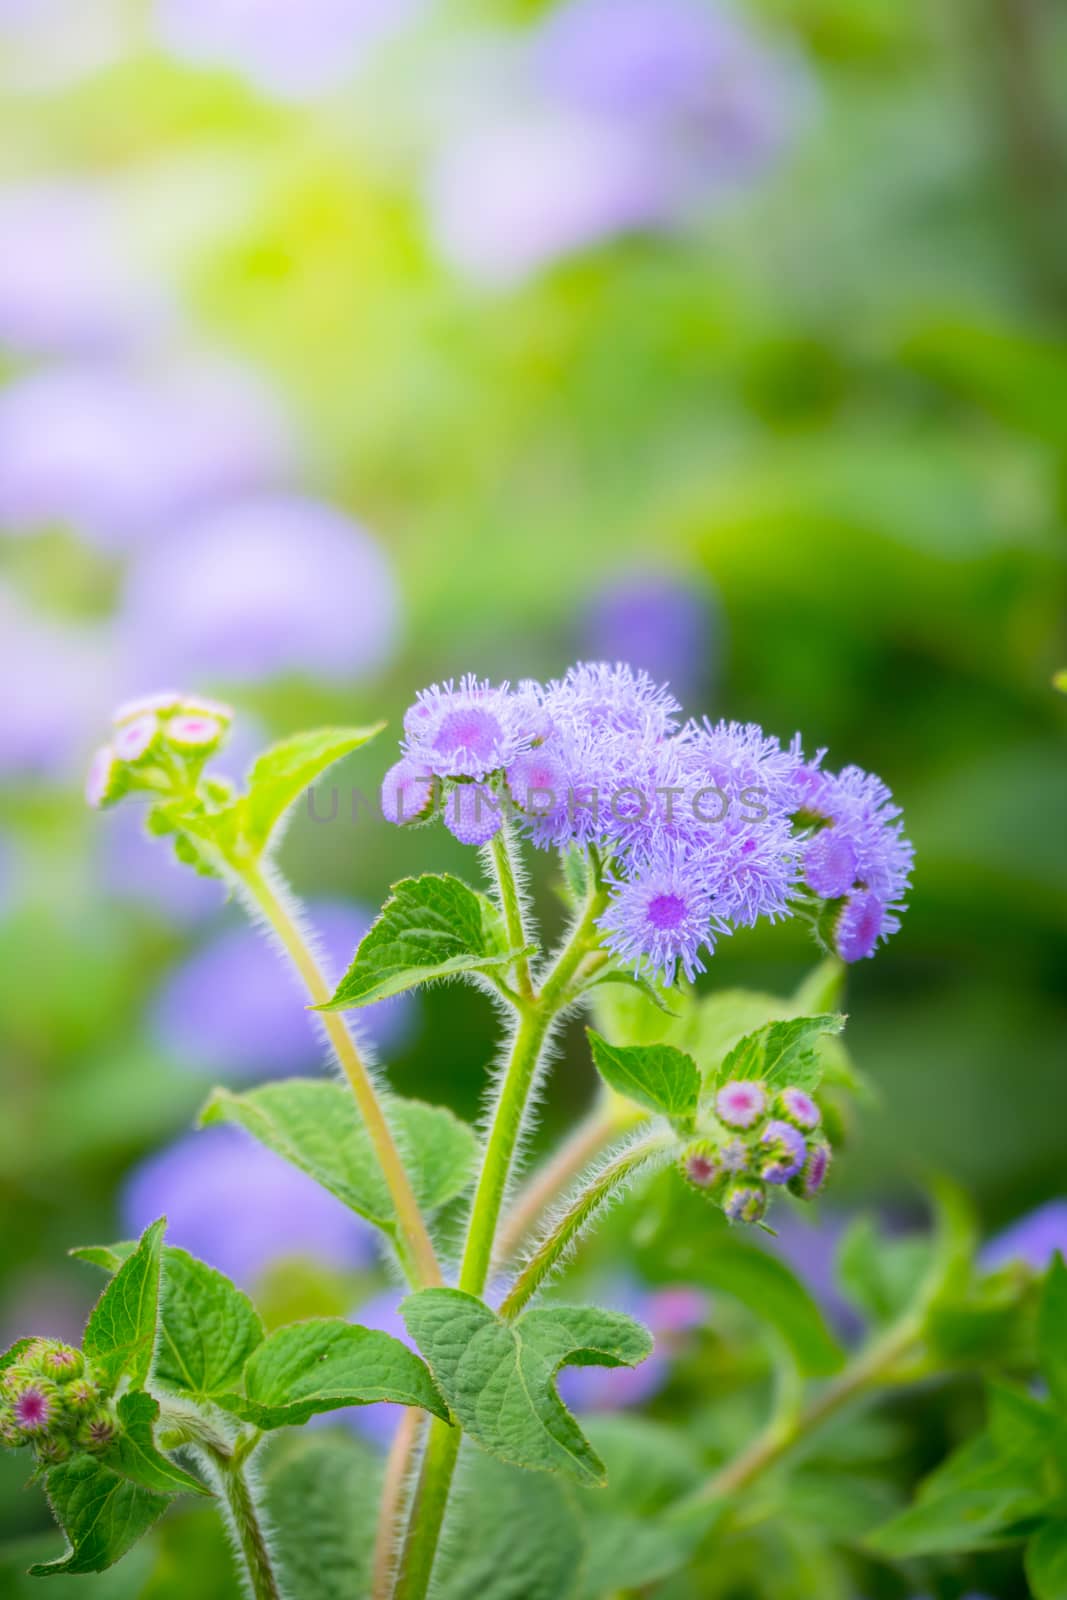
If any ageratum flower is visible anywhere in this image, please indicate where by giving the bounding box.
[715,1080,768,1131]
[759,1120,807,1185]
[796,764,913,962]
[598,842,727,986]
[578,571,719,708]
[403,677,532,782]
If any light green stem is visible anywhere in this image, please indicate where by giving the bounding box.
[160,1410,282,1600]
[490,825,535,1002]
[498,1132,675,1321]
[237,860,441,1291]
[394,877,610,1599]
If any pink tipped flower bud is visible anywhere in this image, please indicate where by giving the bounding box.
[114,711,160,764]
[680,1141,722,1193]
[759,1119,807,1185]
[777,1086,821,1131]
[165,711,225,751]
[179,695,233,724]
[715,1079,768,1131]
[720,1137,749,1172]
[66,1378,99,1412]
[790,1137,832,1200]
[113,691,182,726]
[12,1384,53,1435]
[85,744,126,809]
[80,1410,117,1452]
[381,758,435,826]
[38,1343,84,1384]
[36,1434,73,1466]
[723,1181,768,1225]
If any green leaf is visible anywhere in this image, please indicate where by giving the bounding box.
[83,1220,165,1394]
[837,1216,933,1326]
[586,1030,700,1122]
[153,1248,264,1402]
[0,1339,34,1375]
[239,726,384,856]
[401,1289,652,1485]
[200,1081,477,1231]
[70,1243,136,1273]
[1028,1521,1067,1600]
[713,1014,845,1094]
[320,874,530,1008]
[1039,1255,1067,1413]
[263,1432,382,1600]
[31,1455,168,1576]
[216,1318,449,1430]
[572,1417,705,1600]
[100,1392,208,1499]
[433,1451,585,1600]
[704,1240,845,1377]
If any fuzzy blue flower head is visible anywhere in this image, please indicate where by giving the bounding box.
[795,764,913,963]
[598,844,725,986]
[759,1119,808,1185]
[723,1181,768,1225]
[403,676,533,782]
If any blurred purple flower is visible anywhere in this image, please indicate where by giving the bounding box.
[760,1209,862,1342]
[426,107,667,287]
[982,1201,1067,1274]
[150,900,413,1077]
[579,572,719,707]
[555,1279,706,1413]
[340,1289,415,1448]
[122,1124,377,1288]
[0,181,170,357]
[426,2,806,286]
[0,356,295,548]
[0,1273,89,1351]
[155,0,423,102]
[0,584,116,779]
[119,495,399,684]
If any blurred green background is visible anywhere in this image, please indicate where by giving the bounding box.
[0,0,1065,1589]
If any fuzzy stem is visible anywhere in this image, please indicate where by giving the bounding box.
[372,1407,425,1600]
[496,1101,619,1261]
[394,878,611,1599]
[216,1452,284,1600]
[237,860,441,1291]
[499,1132,676,1320]
[489,824,535,1002]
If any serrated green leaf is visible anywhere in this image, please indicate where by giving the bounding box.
[586,1030,699,1122]
[239,726,384,856]
[586,970,677,1015]
[433,1451,585,1600]
[320,875,529,1008]
[83,1220,165,1395]
[263,1432,382,1600]
[100,1392,208,1498]
[200,1081,477,1232]
[401,1289,652,1485]
[713,1014,845,1094]
[0,1339,34,1375]
[32,1455,169,1576]
[1028,1520,1067,1600]
[70,1243,136,1272]
[215,1318,448,1430]
[1040,1256,1067,1414]
[153,1249,264,1401]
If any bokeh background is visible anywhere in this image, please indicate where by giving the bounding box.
[1,0,1065,1592]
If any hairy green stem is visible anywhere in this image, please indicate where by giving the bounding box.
[160,1409,282,1600]
[490,825,535,1002]
[496,1101,619,1261]
[499,1132,676,1321]
[394,878,610,1599]
[237,860,441,1291]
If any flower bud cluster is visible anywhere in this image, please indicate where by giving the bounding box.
[86,693,233,810]
[0,1340,117,1464]
[679,1078,831,1224]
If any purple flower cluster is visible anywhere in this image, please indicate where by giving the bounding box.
[793,763,914,963]
[0,1340,115,1465]
[681,1079,831,1224]
[382,662,912,982]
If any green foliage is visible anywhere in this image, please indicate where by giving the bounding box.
[83,1221,165,1395]
[262,1432,382,1600]
[239,726,385,856]
[32,1456,169,1578]
[712,1014,845,1094]
[432,1452,585,1600]
[152,1250,264,1402]
[200,1080,477,1234]
[320,874,532,1008]
[1039,1255,1067,1412]
[401,1289,652,1484]
[100,1393,208,1499]
[1028,1520,1067,1600]
[837,1215,932,1326]
[586,1029,700,1124]
[689,1240,844,1377]
[216,1317,447,1430]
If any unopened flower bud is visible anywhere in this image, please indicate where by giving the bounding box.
[65,1378,99,1413]
[11,1383,54,1436]
[381,759,435,826]
[113,712,162,765]
[165,710,227,752]
[79,1410,117,1453]
[680,1141,722,1194]
[723,1181,768,1225]
[777,1086,820,1132]
[715,1080,768,1131]
[758,1119,807,1185]
[85,744,127,810]
[113,691,182,725]
[789,1137,832,1200]
[37,1343,84,1384]
[36,1434,73,1466]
